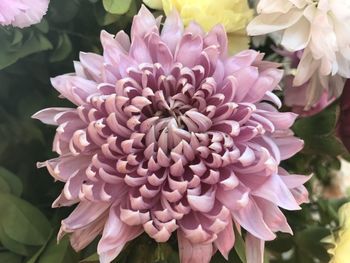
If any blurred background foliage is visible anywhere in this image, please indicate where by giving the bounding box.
[0,0,349,263]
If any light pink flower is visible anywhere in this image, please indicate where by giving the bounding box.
[247,0,350,108]
[33,6,309,263]
[0,0,49,28]
[284,82,334,117]
[278,49,341,116]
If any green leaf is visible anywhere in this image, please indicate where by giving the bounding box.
[307,135,347,156]
[153,243,179,263]
[294,226,330,262]
[102,0,132,14]
[35,19,49,34]
[35,236,78,263]
[0,193,51,246]
[293,103,348,156]
[125,0,138,18]
[94,4,121,26]
[0,252,22,263]
[0,225,35,256]
[294,103,339,138]
[26,233,52,263]
[49,0,80,23]
[0,167,23,196]
[0,176,11,193]
[234,230,246,263]
[266,234,294,254]
[11,30,23,46]
[0,31,52,70]
[50,33,72,62]
[80,252,99,262]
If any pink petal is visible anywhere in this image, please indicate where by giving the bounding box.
[32,107,74,125]
[11,0,49,28]
[245,233,264,263]
[224,50,259,75]
[252,173,301,210]
[79,52,104,82]
[70,216,105,251]
[204,24,228,57]
[217,185,276,240]
[98,204,143,263]
[175,33,203,67]
[51,75,98,105]
[61,202,110,232]
[233,67,259,102]
[215,219,235,259]
[255,197,293,234]
[273,136,304,160]
[161,9,184,54]
[178,230,213,263]
[131,5,159,40]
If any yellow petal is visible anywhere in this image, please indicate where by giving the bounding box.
[161,0,253,44]
[326,203,350,263]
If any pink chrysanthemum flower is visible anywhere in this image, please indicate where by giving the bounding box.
[0,0,49,28]
[33,6,310,263]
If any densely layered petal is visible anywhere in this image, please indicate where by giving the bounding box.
[34,6,309,263]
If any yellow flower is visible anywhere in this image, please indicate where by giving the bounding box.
[143,0,253,54]
[325,203,350,263]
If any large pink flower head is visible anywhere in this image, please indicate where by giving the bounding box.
[33,6,310,263]
[0,0,49,28]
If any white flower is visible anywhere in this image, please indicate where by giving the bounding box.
[247,0,350,107]
[0,0,49,28]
